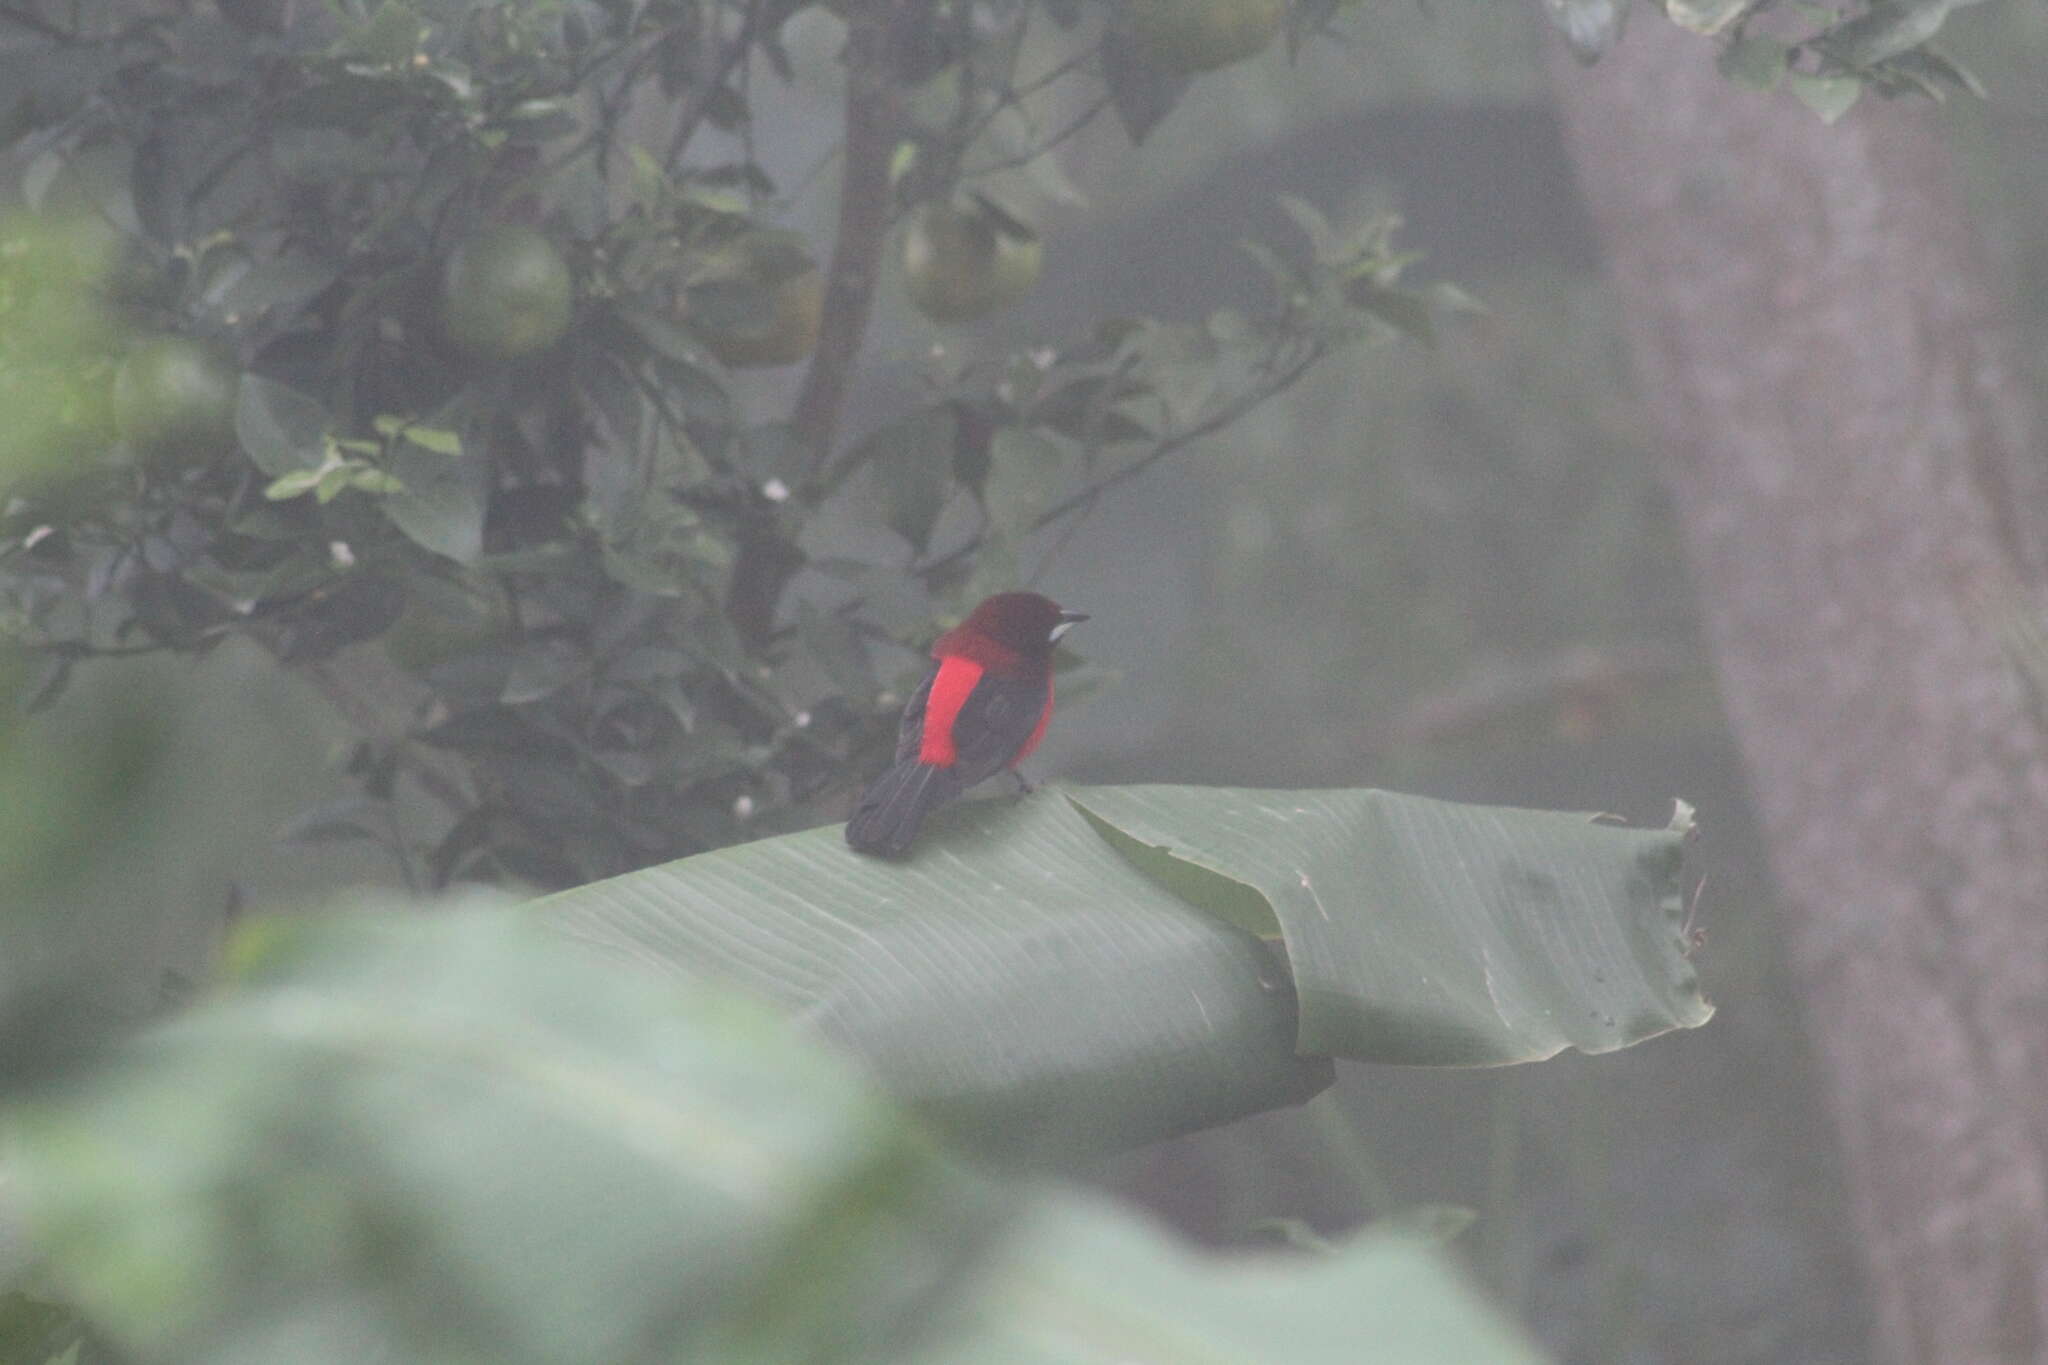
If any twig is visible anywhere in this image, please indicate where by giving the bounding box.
[1029,348,1133,584]
[917,339,1327,580]
[952,33,1098,154]
[1026,495,1097,586]
[301,655,473,816]
[625,362,737,477]
[539,29,667,176]
[962,91,1112,182]
[663,0,763,171]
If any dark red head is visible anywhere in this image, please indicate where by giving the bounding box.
[933,591,1087,673]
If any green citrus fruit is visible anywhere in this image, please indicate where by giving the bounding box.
[112,336,240,460]
[900,199,1042,324]
[1123,0,1287,72]
[689,229,825,369]
[439,225,574,362]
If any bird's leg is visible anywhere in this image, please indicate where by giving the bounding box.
[1007,769,1036,796]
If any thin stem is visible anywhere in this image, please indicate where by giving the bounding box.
[961,91,1111,182]
[1029,350,1132,584]
[541,31,667,177]
[626,362,737,478]
[1012,41,1101,102]
[917,337,1326,581]
[300,657,472,816]
[663,0,763,171]
[1026,495,1094,587]
[1037,339,1319,523]
[952,32,1098,156]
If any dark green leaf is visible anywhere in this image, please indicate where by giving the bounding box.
[1101,28,1190,144]
[501,638,586,705]
[1879,43,1985,97]
[128,132,179,246]
[855,407,957,552]
[1819,0,1957,67]
[795,600,876,698]
[380,438,489,563]
[236,377,330,476]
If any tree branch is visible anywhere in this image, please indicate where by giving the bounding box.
[664,0,763,171]
[726,4,913,646]
[788,9,910,474]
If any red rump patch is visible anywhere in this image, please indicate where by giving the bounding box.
[918,656,985,767]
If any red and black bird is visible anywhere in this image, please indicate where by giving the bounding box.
[845,591,1087,858]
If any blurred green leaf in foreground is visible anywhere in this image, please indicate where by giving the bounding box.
[5,905,1547,1365]
[0,213,116,484]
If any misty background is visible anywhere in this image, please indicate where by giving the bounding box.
[30,1,2048,1359]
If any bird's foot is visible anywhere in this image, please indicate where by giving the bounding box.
[1008,770,1036,796]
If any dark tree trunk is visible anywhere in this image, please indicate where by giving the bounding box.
[1550,22,2048,1364]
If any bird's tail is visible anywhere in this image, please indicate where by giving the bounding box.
[845,761,962,858]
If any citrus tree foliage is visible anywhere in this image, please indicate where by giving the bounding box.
[0,0,1455,888]
[1545,0,1989,116]
[0,0,1978,889]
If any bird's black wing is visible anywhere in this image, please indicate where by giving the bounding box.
[893,662,939,764]
[947,672,1049,788]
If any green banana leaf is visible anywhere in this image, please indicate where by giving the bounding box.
[1069,786,1711,1063]
[541,785,1711,1155]
[545,789,1333,1160]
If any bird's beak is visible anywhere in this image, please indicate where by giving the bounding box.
[1049,611,1088,644]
